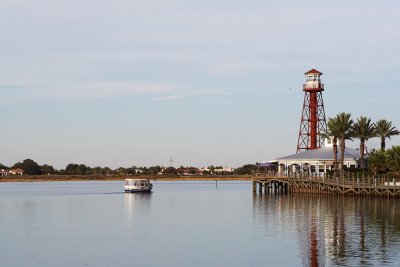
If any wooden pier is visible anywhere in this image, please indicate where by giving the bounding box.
[252,173,400,197]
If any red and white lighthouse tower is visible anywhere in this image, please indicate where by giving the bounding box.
[296,69,327,153]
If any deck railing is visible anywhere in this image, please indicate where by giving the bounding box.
[303,83,324,90]
[254,172,400,188]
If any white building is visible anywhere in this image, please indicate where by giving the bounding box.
[274,139,362,176]
[0,168,24,176]
[213,167,235,173]
[201,166,236,174]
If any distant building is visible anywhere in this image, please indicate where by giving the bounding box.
[213,167,236,174]
[0,168,24,176]
[200,166,236,174]
[177,167,202,176]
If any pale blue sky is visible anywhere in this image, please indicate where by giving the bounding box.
[1,0,399,169]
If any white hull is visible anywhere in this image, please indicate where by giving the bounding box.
[124,188,152,193]
[124,179,153,193]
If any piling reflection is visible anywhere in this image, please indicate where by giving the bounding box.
[253,193,400,266]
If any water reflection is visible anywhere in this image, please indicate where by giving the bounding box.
[124,193,152,219]
[253,193,400,266]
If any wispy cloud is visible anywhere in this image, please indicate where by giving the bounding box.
[0,80,224,103]
[43,82,177,99]
[210,63,282,76]
[153,89,224,101]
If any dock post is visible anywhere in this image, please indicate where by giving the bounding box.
[259,182,263,194]
[253,181,257,193]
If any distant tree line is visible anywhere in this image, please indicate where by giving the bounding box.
[234,164,258,175]
[4,159,52,175]
[0,160,260,176]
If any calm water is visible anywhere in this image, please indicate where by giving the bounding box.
[1,181,400,267]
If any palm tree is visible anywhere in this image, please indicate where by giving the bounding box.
[368,149,389,175]
[334,113,354,176]
[375,119,399,151]
[352,116,376,169]
[387,146,400,173]
[322,117,340,175]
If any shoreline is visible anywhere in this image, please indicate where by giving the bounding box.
[0,175,253,183]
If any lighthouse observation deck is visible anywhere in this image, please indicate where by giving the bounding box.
[303,83,324,91]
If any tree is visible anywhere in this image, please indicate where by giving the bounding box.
[352,116,376,169]
[322,117,340,175]
[367,146,400,175]
[387,146,400,174]
[40,164,57,175]
[77,164,88,175]
[148,166,162,175]
[12,159,42,175]
[189,167,198,175]
[65,163,77,174]
[101,167,112,175]
[91,166,103,175]
[209,165,215,174]
[163,167,177,175]
[65,163,78,175]
[234,164,258,175]
[334,113,354,176]
[375,119,399,151]
[368,149,389,174]
[126,166,137,175]
[0,163,9,170]
[65,163,88,175]
[24,159,42,175]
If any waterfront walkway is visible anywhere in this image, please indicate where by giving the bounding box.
[252,173,400,197]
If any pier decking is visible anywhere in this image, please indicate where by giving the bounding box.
[252,173,400,197]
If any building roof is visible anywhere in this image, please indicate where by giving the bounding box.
[305,68,323,75]
[274,147,361,162]
[259,162,276,167]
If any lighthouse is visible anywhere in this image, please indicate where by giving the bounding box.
[296,69,327,153]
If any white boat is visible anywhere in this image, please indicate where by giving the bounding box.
[124,179,153,193]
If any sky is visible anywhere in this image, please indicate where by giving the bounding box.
[1,0,399,169]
